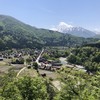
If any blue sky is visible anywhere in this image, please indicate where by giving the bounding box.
[0,0,100,31]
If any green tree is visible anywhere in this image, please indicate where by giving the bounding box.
[92,52,100,63]
[45,79,57,100]
[65,51,70,57]
[26,57,32,65]
[17,76,49,100]
[42,53,50,59]
[55,68,100,100]
[1,82,22,100]
[33,62,38,70]
[67,54,77,64]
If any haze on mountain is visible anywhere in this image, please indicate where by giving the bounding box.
[51,22,96,38]
[0,15,98,50]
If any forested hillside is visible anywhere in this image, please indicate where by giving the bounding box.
[67,45,100,73]
[0,15,98,50]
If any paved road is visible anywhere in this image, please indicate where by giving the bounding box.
[16,49,44,77]
[35,49,44,66]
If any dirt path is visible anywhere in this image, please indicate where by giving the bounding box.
[52,80,61,91]
[16,49,44,77]
[16,67,26,77]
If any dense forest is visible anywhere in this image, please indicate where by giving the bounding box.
[0,15,98,50]
[67,43,100,73]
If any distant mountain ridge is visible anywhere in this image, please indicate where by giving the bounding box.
[51,22,96,38]
[0,15,98,50]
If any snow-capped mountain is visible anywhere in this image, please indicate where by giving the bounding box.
[51,22,96,38]
[94,31,100,35]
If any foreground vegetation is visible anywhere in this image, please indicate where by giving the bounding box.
[0,67,100,100]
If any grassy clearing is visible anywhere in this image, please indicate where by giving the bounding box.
[0,61,7,66]
[18,68,38,77]
[0,60,12,73]
[0,61,59,81]
[39,69,59,80]
[0,65,12,72]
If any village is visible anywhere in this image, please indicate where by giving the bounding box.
[0,47,69,77]
[0,47,86,77]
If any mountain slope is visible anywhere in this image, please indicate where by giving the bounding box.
[94,34,100,39]
[51,22,96,38]
[0,15,98,50]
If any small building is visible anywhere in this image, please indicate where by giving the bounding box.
[52,66,61,70]
[0,57,3,61]
[52,63,62,66]
[45,64,52,70]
